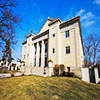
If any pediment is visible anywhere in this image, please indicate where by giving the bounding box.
[38,18,55,34]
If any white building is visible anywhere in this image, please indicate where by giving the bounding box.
[0,59,22,70]
[22,16,84,77]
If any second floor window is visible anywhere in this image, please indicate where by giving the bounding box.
[53,34,55,37]
[53,48,55,53]
[65,30,69,38]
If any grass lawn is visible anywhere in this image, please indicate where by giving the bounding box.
[0,76,100,100]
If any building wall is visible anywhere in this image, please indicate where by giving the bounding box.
[48,21,84,77]
[22,18,84,77]
[22,36,33,66]
[48,21,84,67]
[38,20,51,34]
[48,21,61,65]
[60,22,84,68]
[60,28,76,67]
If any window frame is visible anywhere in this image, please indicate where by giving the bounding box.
[66,46,70,54]
[53,34,55,38]
[65,30,69,38]
[53,48,55,53]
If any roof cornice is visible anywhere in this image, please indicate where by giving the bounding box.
[32,30,49,41]
[37,17,55,35]
[26,33,35,38]
[48,18,61,26]
[59,16,80,29]
[22,40,27,45]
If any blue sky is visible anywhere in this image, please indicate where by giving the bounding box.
[12,0,100,59]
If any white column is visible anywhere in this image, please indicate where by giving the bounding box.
[29,44,32,66]
[32,43,35,67]
[36,42,40,66]
[41,40,45,67]
[82,68,90,82]
[94,68,99,84]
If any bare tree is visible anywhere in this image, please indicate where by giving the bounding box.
[0,0,19,60]
[84,33,100,67]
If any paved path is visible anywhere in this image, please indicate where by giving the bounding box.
[0,73,11,78]
[0,73,22,78]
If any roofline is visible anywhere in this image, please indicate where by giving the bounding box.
[60,16,84,54]
[48,17,55,21]
[32,30,49,41]
[22,40,27,45]
[37,18,55,35]
[26,33,35,38]
[78,17,84,55]
[59,16,80,29]
[48,18,61,26]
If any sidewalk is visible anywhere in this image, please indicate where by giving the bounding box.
[0,73,22,78]
[0,73,11,78]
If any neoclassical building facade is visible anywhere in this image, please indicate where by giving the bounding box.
[22,16,84,77]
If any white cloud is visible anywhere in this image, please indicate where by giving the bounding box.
[82,20,96,27]
[76,9,96,27]
[81,12,94,21]
[76,9,85,16]
[93,0,100,5]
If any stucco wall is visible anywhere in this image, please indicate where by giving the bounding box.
[48,21,61,65]
[22,17,84,77]
[60,22,84,68]
[22,36,33,66]
[38,20,51,34]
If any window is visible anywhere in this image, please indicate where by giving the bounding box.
[53,34,55,37]
[53,48,55,53]
[65,30,69,38]
[66,46,70,54]
[45,43,48,52]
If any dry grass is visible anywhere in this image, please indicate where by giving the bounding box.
[0,76,100,100]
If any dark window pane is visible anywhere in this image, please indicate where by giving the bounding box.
[66,46,70,54]
[53,34,55,37]
[53,48,55,53]
[45,43,48,52]
[65,30,69,38]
